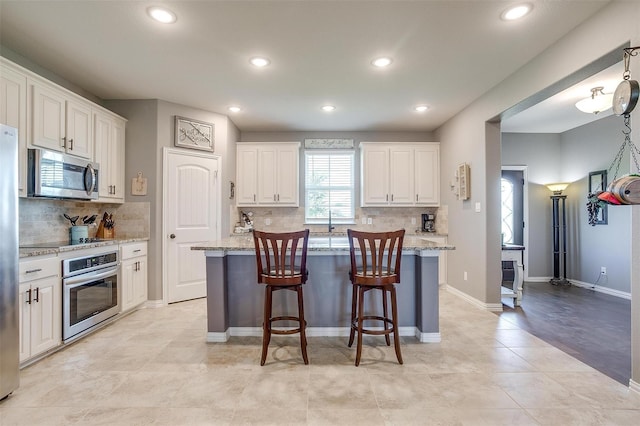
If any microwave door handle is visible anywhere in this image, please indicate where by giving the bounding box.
[85,163,96,195]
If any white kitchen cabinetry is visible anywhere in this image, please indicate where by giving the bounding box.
[31,79,93,159]
[121,242,148,312]
[94,109,126,203]
[0,60,28,197]
[19,255,61,363]
[360,142,439,207]
[236,142,299,207]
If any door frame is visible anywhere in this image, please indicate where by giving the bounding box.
[502,165,530,281]
[161,147,222,305]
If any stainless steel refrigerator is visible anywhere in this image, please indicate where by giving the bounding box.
[0,124,19,400]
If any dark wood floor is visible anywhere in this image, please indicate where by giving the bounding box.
[498,282,631,385]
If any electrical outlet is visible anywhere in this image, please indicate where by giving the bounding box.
[264,218,271,226]
[464,271,468,281]
[411,217,416,225]
[361,217,367,225]
[367,218,373,225]
[601,266,607,275]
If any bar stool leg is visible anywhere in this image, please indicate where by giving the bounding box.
[382,288,390,346]
[390,285,403,365]
[297,285,309,365]
[348,283,358,347]
[261,286,273,366]
[355,285,365,366]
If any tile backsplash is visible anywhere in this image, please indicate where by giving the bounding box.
[19,199,150,245]
[235,206,448,235]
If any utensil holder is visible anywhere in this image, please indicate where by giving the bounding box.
[70,226,89,244]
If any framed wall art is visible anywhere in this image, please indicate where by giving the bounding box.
[588,169,608,225]
[174,116,214,152]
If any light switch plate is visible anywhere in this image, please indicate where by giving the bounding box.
[475,202,481,212]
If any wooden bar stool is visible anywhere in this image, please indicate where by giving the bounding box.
[253,229,310,366]
[346,229,405,366]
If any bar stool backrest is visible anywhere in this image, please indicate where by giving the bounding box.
[253,229,310,286]
[347,229,405,286]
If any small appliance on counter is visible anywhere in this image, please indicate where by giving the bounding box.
[422,213,436,233]
[234,211,254,233]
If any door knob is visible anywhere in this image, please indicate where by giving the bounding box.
[169,234,176,239]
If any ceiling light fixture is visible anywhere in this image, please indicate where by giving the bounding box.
[250,57,270,67]
[501,3,532,21]
[228,106,241,113]
[415,105,429,112]
[575,86,613,114]
[372,57,393,68]
[147,6,177,24]
[321,105,336,112]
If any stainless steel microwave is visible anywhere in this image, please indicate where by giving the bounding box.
[28,148,99,200]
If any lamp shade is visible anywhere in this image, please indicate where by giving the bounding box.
[575,87,613,114]
[546,183,569,195]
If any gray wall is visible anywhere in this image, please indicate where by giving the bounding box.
[503,116,632,294]
[434,1,639,310]
[502,133,561,278]
[561,116,631,293]
[106,99,239,302]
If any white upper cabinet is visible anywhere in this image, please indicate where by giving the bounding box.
[94,109,126,203]
[236,142,300,207]
[0,60,28,197]
[360,142,440,207]
[31,79,93,159]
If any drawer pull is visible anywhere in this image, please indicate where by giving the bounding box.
[26,268,43,274]
[133,249,141,253]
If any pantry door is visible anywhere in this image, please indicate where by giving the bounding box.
[163,148,220,303]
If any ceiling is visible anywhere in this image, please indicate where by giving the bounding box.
[0,1,613,133]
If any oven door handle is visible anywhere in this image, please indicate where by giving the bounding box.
[64,267,118,287]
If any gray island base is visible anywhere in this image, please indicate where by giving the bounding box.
[192,235,454,344]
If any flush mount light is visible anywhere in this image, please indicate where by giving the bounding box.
[500,3,532,21]
[575,86,613,114]
[250,57,270,67]
[372,57,393,68]
[228,106,242,113]
[415,105,429,112]
[321,105,336,112]
[147,6,177,24]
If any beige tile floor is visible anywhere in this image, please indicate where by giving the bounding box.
[2,288,640,425]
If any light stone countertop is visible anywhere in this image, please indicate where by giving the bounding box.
[19,236,149,258]
[192,234,454,254]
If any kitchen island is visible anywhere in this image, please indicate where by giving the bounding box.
[192,234,454,343]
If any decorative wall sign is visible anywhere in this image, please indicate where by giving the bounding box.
[457,163,470,200]
[174,116,214,152]
[131,171,148,196]
[304,138,354,149]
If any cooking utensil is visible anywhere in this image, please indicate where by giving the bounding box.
[83,214,97,225]
[63,214,79,226]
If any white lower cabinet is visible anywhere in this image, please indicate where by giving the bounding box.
[19,256,61,363]
[121,242,148,312]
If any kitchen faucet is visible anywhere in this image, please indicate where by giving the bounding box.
[328,210,335,233]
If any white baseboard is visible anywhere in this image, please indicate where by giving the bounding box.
[144,299,165,309]
[629,379,640,395]
[207,326,439,342]
[569,279,631,300]
[445,285,503,312]
[525,278,631,300]
[206,330,231,342]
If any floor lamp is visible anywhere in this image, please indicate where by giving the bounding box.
[547,183,570,286]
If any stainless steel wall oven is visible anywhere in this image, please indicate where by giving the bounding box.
[62,250,120,343]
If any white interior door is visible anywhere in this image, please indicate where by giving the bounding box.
[164,148,220,303]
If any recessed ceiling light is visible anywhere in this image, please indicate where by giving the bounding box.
[415,105,429,112]
[501,3,532,21]
[250,57,270,67]
[372,57,393,68]
[321,105,336,112]
[147,6,177,24]
[228,106,242,113]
